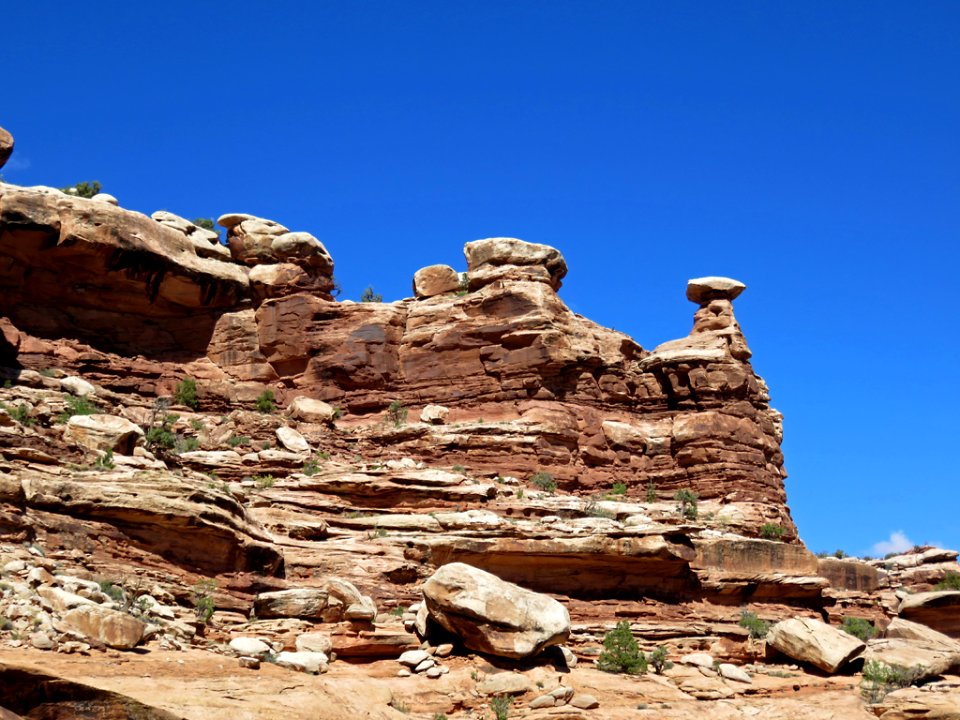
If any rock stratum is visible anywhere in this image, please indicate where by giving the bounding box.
[0,128,958,719]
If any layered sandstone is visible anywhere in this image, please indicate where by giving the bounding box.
[1,156,958,720]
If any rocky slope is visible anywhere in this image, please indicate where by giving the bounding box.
[0,130,958,719]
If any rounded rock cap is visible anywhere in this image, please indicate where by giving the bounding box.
[686,276,746,305]
[0,126,13,170]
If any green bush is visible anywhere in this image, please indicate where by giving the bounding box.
[98,580,125,603]
[934,571,960,590]
[597,620,648,674]
[57,395,98,423]
[841,617,877,642]
[386,399,407,427]
[360,286,383,303]
[861,660,922,703]
[61,181,102,198]
[611,481,627,496]
[738,610,770,639]
[489,695,511,720]
[530,471,556,493]
[255,390,276,414]
[759,523,785,541]
[227,434,248,448]
[649,645,673,674]
[192,217,216,231]
[175,436,200,453]
[93,449,115,470]
[192,579,217,625]
[1,402,35,426]
[645,481,657,503]
[674,489,698,520]
[174,378,198,409]
[254,474,275,489]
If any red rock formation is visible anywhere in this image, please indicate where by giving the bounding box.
[0,184,793,534]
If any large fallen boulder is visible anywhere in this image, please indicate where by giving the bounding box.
[898,591,960,637]
[63,414,144,454]
[421,562,570,659]
[254,579,376,622]
[57,604,146,650]
[766,617,864,673]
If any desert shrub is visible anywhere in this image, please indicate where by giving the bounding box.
[861,660,922,703]
[530,471,556,493]
[645,481,657,503]
[489,695,511,720]
[192,579,217,625]
[360,286,383,303]
[674,489,698,520]
[649,645,673,674]
[98,580,125,603]
[192,218,216,231]
[255,390,276,414]
[93,449,115,470]
[303,458,321,476]
[227,434,248,448]
[254,474,275,489]
[759,523,785,541]
[739,610,770,639]
[386,399,407,427]
[834,549,848,559]
[175,436,200,453]
[174,378,198,409]
[934,571,960,590]
[61,181,101,198]
[585,500,616,519]
[841,617,878,642]
[57,395,98,423]
[597,620,647,674]
[145,414,179,450]
[1,402,35,426]
[611,481,627,496]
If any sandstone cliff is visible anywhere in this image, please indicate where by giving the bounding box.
[0,133,957,719]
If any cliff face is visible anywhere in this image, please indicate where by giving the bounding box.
[0,182,792,536]
[4,169,957,720]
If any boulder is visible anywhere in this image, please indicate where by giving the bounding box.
[275,426,310,453]
[254,580,375,622]
[885,618,960,651]
[570,695,600,710]
[91,193,119,206]
[464,238,567,291]
[222,214,289,265]
[274,650,328,674]
[270,232,333,273]
[766,617,865,673]
[58,605,145,650]
[420,404,449,424]
[718,663,752,683]
[421,562,570,659]
[413,264,460,298]
[899,591,960,637]
[287,396,338,424]
[477,672,532,696]
[63,414,145,454]
[228,637,273,659]
[0,126,13,170]
[686,276,746,305]
[60,376,96,397]
[295,632,333,655]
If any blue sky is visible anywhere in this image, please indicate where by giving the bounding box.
[3,1,958,556]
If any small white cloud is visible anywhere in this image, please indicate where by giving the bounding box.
[871,530,914,556]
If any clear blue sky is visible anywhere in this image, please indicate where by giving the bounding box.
[3,1,958,556]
